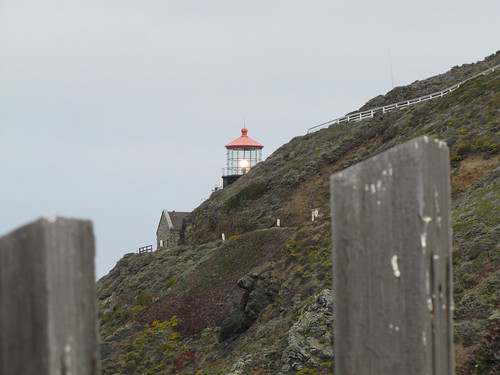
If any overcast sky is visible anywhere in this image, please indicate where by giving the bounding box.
[1,0,498,278]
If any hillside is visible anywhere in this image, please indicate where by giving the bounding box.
[97,52,499,375]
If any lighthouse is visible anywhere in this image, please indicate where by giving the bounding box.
[222,127,264,188]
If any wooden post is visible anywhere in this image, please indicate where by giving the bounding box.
[0,217,100,375]
[330,137,454,375]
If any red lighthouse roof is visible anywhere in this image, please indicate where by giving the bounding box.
[225,127,264,149]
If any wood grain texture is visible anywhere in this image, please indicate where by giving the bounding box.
[0,217,100,375]
[331,136,454,375]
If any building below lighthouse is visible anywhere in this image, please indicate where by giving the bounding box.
[222,127,264,188]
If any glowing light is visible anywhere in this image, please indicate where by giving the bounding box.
[239,159,249,168]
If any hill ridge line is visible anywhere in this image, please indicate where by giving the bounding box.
[307,63,500,134]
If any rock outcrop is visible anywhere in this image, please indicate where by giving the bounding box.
[220,264,280,341]
[97,52,500,375]
[279,290,334,374]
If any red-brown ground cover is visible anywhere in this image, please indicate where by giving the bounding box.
[136,228,294,337]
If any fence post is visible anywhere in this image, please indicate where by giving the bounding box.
[0,217,100,375]
[330,136,454,375]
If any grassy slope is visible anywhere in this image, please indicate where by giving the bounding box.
[98,52,499,375]
[184,55,499,245]
[452,164,499,374]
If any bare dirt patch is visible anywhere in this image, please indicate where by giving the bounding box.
[451,155,499,194]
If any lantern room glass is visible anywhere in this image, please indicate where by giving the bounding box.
[224,148,262,176]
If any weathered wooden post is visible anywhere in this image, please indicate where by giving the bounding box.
[0,217,100,375]
[330,136,454,375]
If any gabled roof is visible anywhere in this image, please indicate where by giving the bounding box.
[168,210,190,230]
[225,127,264,149]
[157,210,190,234]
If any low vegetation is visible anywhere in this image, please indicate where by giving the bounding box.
[98,52,499,374]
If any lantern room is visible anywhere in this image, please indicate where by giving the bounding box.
[222,127,264,188]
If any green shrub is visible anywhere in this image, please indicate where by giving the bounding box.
[226,182,268,210]
[101,311,112,324]
[102,317,182,375]
[128,305,147,318]
[135,291,153,307]
[165,278,176,290]
[456,140,472,156]
[474,135,499,153]
[296,369,317,375]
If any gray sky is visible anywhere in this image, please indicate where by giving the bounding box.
[1,0,499,278]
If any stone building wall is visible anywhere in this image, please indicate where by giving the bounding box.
[165,231,180,248]
[156,211,189,249]
[156,216,170,249]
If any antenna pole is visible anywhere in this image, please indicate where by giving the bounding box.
[387,48,395,89]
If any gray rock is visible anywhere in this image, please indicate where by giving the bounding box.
[224,354,254,375]
[220,264,280,341]
[279,289,334,374]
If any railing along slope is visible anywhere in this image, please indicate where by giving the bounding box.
[307,64,500,134]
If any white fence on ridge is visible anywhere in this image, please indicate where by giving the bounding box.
[307,64,500,134]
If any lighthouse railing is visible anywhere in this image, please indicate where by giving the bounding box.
[222,167,248,176]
